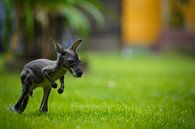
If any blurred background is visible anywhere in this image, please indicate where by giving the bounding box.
[0,1,195,128]
[0,0,195,68]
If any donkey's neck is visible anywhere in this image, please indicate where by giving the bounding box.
[55,53,61,67]
[55,54,65,69]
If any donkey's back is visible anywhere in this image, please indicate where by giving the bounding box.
[21,59,54,84]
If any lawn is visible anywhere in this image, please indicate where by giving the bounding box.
[0,53,195,129]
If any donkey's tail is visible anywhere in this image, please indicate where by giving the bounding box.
[20,68,33,97]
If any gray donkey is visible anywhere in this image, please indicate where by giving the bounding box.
[10,39,83,113]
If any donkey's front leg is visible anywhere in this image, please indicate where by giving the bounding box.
[39,87,52,112]
[42,68,57,88]
[58,76,64,94]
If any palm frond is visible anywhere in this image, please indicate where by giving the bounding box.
[78,0,105,28]
[60,5,90,35]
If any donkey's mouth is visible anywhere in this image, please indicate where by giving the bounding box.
[75,72,82,77]
[67,68,83,78]
[72,71,83,78]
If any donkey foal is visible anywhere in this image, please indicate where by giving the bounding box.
[10,39,83,113]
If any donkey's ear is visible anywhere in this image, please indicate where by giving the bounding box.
[50,39,64,53]
[70,39,82,52]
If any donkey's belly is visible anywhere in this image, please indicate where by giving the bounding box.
[35,79,50,87]
[35,69,67,87]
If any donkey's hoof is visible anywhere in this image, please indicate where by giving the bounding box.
[9,104,15,112]
[52,82,57,88]
[9,104,22,114]
[39,109,48,113]
[58,88,63,94]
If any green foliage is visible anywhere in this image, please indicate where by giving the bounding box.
[2,0,105,45]
[177,0,190,4]
[0,53,195,129]
[169,9,185,28]
[23,1,34,40]
[168,0,190,29]
[2,0,13,49]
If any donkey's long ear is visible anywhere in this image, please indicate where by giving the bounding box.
[50,38,64,53]
[70,39,82,52]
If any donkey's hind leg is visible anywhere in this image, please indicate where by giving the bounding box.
[21,96,29,112]
[13,74,33,113]
[39,87,52,112]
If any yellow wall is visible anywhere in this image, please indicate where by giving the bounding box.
[183,0,195,31]
[122,0,161,45]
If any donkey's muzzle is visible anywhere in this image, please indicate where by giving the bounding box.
[76,69,83,77]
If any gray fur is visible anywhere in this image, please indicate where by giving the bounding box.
[10,39,83,113]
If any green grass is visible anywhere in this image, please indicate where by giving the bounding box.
[0,53,195,129]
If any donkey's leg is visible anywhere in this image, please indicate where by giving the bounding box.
[14,86,31,113]
[39,87,52,112]
[58,76,64,94]
[14,75,33,113]
[21,95,29,112]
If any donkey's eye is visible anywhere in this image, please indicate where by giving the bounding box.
[61,52,66,56]
[68,60,74,64]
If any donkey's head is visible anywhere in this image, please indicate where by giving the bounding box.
[50,39,83,77]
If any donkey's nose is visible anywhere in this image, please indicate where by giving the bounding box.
[76,69,83,77]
